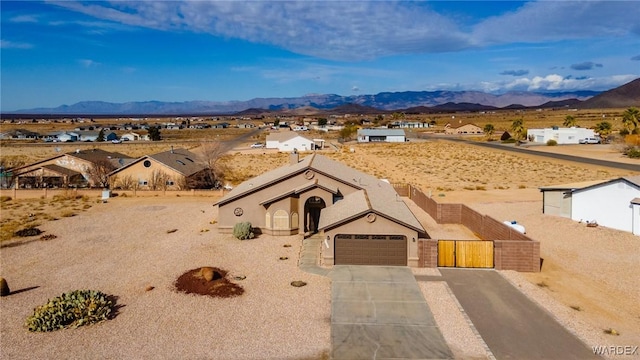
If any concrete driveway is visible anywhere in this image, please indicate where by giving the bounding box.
[438,269,601,360]
[330,265,452,360]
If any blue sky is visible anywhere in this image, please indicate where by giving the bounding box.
[1,0,639,111]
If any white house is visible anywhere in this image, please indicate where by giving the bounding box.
[357,129,406,143]
[392,121,430,129]
[540,176,640,235]
[121,132,150,141]
[265,132,317,152]
[527,127,595,144]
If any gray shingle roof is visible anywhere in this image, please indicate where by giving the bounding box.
[41,164,82,177]
[216,153,424,233]
[258,178,339,206]
[318,179,424,232]
[148,148,206,176]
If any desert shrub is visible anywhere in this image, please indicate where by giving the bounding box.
[25,290,114,332]
[624,134,640,146]
[620,129,630,136]
[501,138,517,143]
[14,227,43,237]
[625,147,640,158]
[233,222,254,240]
[546,139,558,146]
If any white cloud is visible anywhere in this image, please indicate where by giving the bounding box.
[473,1,640,45]
[78,59,100,68]
[0,40,33,49]
[51,1,470,60]
[47,0,640,62]
[501,74,638,92]
[10,15,39,23]
[432,74,637,93]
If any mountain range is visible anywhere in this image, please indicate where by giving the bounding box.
[7,78,639,116]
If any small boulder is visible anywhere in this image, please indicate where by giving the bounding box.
[201,267,215,282]
[290,281,307,287]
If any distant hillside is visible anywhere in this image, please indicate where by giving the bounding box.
[539,98,584,108]
[325,103,382,115]
[7,87,607,116]
[580,78,640,108]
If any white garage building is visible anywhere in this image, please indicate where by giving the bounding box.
[266,132,316,152]
[540,176,640,235]
[527,127,595,144]
[357,129,406,143]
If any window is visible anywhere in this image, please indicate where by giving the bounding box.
[273,210,289,229]
[176,160,185,166]
[185,157,194,162]
[143,160,151,168]
[165,180,174,186]
[139,180,148,186]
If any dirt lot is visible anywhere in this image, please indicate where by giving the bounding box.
[1,139,638,359]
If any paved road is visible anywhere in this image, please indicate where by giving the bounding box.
[438,269,601,360]
[426,135,640,172]
[330,266,452,360]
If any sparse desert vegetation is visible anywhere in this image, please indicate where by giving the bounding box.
[0,191,94,242]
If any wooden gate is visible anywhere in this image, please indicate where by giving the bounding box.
[437,240,494,268]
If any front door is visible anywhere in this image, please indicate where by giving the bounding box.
[304,196,326,233]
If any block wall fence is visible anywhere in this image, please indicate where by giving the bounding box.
[394,184,540,272]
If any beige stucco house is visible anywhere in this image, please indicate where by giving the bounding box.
[215,153,429,266]
[11,149,132,188]
[444,122,483,134]
[108,148,211,190]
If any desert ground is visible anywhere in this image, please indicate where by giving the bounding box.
[1,138,639,359]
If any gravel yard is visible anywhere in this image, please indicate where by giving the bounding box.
[0,197,331,360]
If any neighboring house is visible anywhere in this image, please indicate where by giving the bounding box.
[0,129,40,140]
[527,127,595,144]
[57,132,79,142]
[391,121,430,129]
[311,124,344,132]
[215,153,428,266]
[444,122,483,134]
[108,148,210,190]
[11,149,132,188]
[540,176,640,235]
[121,132,142,141]
[77,131,100,142]
[357,128,406,143]
[266,132,317,152]
[104,132,119,141]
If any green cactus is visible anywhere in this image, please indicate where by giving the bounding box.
[25,289,115,332]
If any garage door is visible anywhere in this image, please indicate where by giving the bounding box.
[334,234,407,266]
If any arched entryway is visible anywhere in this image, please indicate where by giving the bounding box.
[304,196,326,233]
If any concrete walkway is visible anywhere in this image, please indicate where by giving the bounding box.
[298,235,331,276]
[438,269,601,360]
[330,266,453,360]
